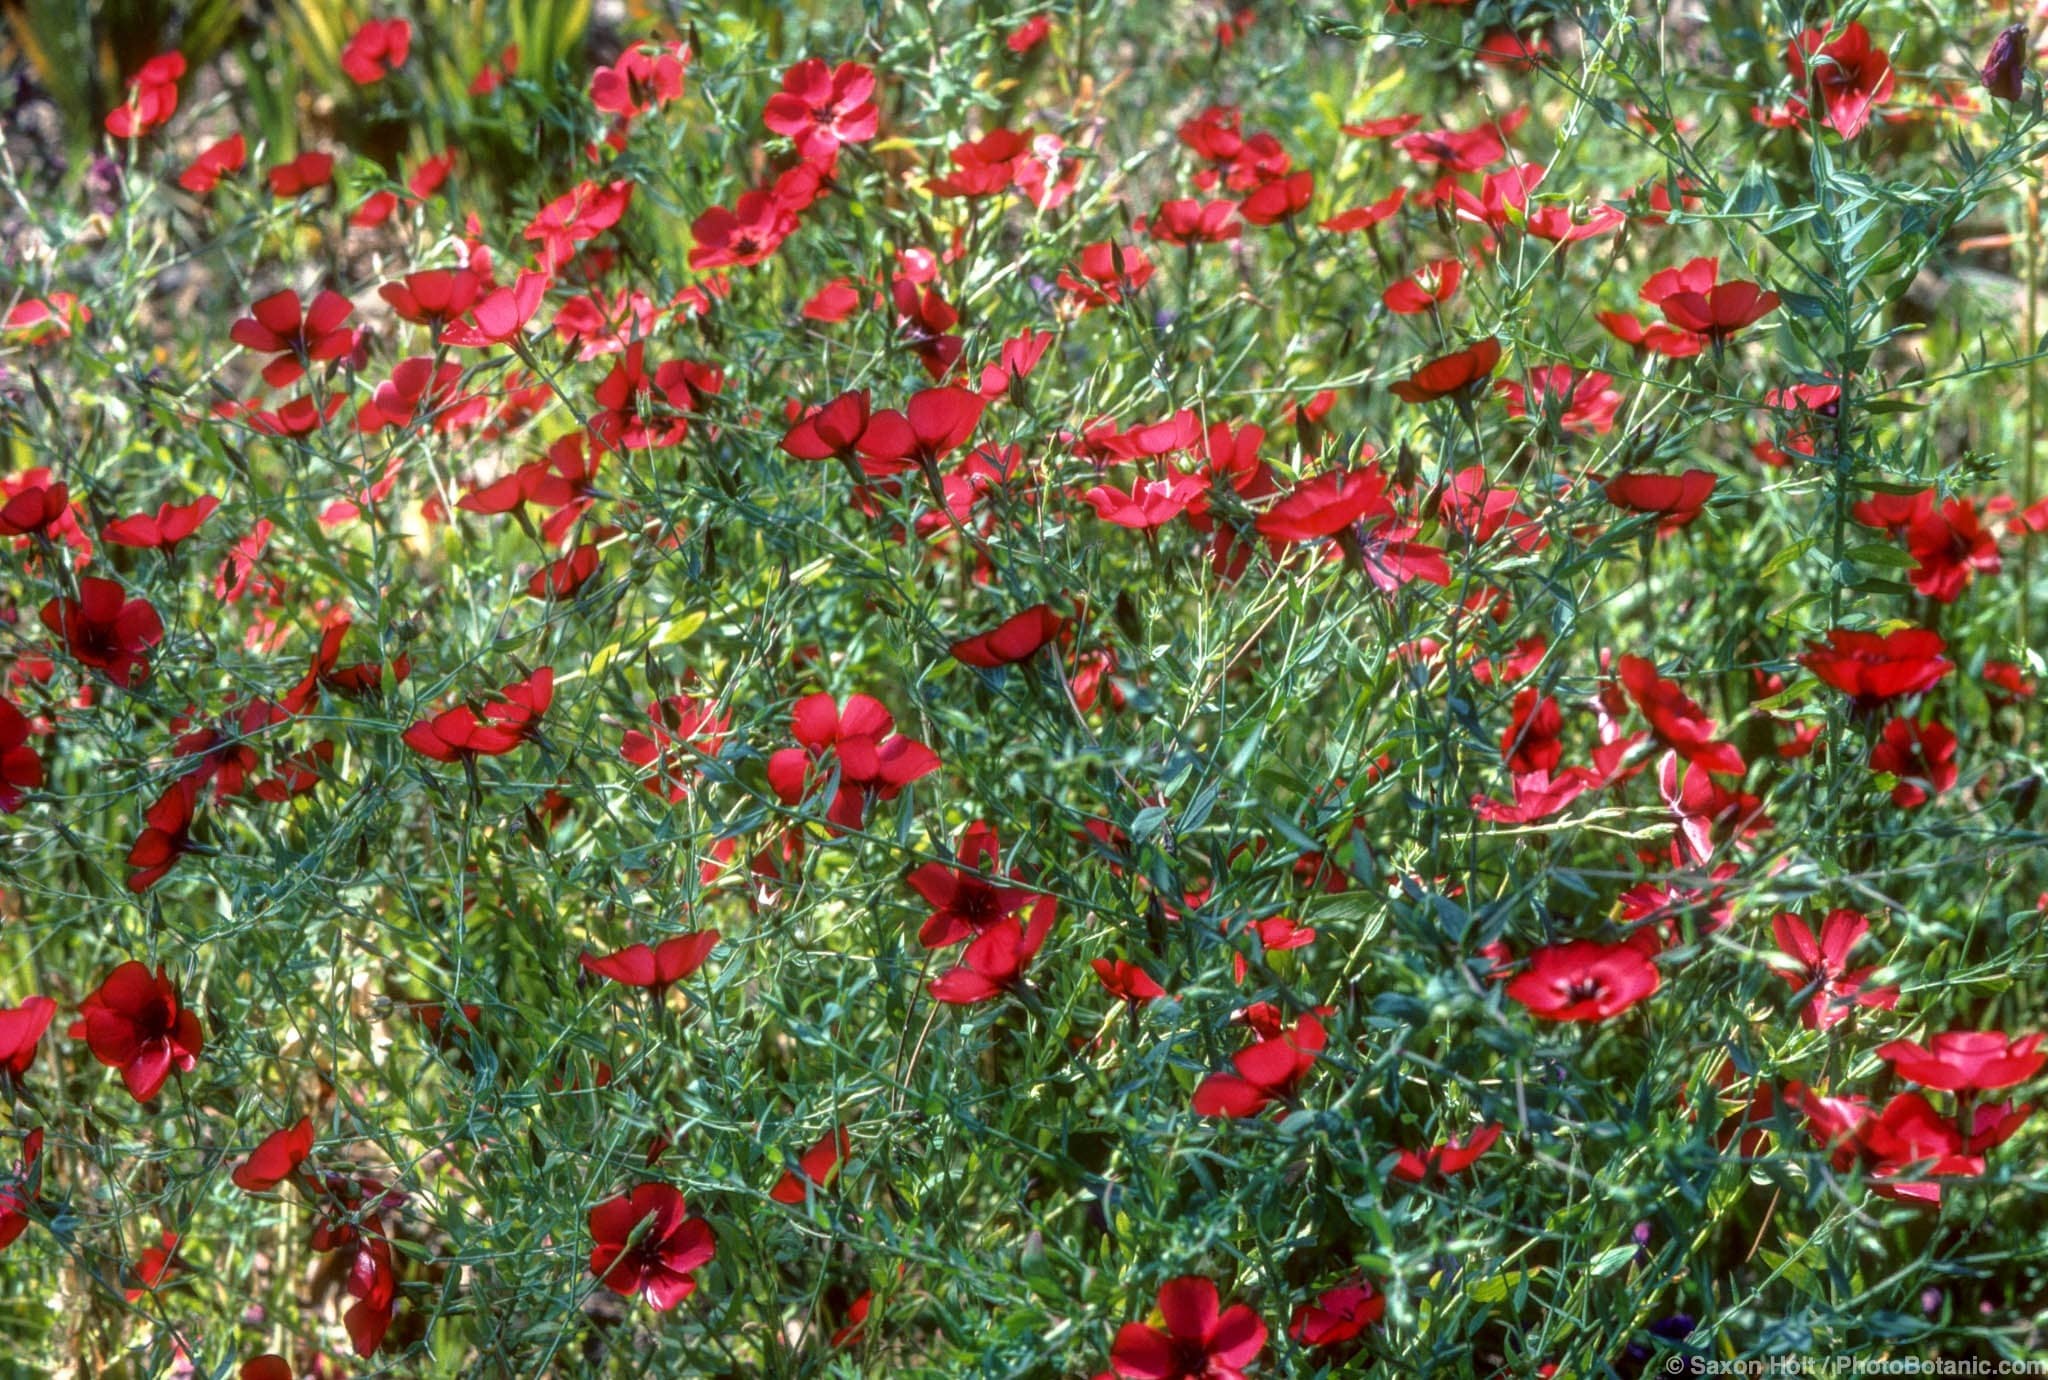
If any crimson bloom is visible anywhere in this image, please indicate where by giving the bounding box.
[76,961,205,1101]
[928,898,1058,1004]
[1059,241,1155,310]
[0,700,42,814]
[1905,498,2000,602]
[402,668,553,762]
[1192,1014,1326,1117]
[579,932,720,995]
[767,693,941,829]
[1110,1275,1267,1380]
[1382,259,1461,315]
[1640,257,1778,341]
[1602,470,1717,530]
[1391,1123,1503,1182]
[763,59,879,161]
[126,776,199,891]
[105,52,184,139]
[40,577,163,687]
[0,996,56,1079]
[1238,171,1314,226]
[1787,23,1895,139]
[587,1182,716,1310]
[1877,1031,2045,1093]
[232,1117,315,1193]
[905,821,1038,947]
[1093,958,1167,1005]
[178,133,247,195]
[1390,338,1500,404]
[1290,1282,1384,1347]
[1769,910,1898,1031]
[1254,468,1391,544]
[1505,940,1659,1021]
[230,290,356,389]
[620,695,730,801]
[266,152,336,197]
[781,389,873,471]
[950,603,1066,668]
[689,189,800,271]
[1617,656,1745,777]
[101,496,219,553]
[769,1125,852,1203]
[340,18,411,83]
[1800,627,1951,707]
[856,386,986,479]
[1868,716,1956,808]
[0,1129,41,1253]
[0,475,68,537]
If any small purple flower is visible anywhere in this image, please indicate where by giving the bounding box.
[1983,23,2031,103]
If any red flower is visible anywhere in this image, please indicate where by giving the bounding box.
[766,692,941,829]
[1237,170,1314,226]
[0,995,56,1078]
[1390,338,1500,404]
[1769,910,1897,1031]
[41,577,164,687]
[1396,121,1508,171]
[951,603,1065,668]
[856,386,986,478]
[1254,468,1391,544]
[1289,1282,1384,1347]
[0,699,43,814]
[1905,498,2000,602]
[689,189,800,271]
[343,1237,398,1356]
[0,1129,42,1253]
[232,1117,315,1193]
[1092,958,1167,1005]
[1602,471,1717,530]
[589,41,688,119]
[1082,472,1207,530]
[1319,187,1406,235]
[1505,940,1659,1021]
[1192,1014,1325,1117]
[1877,1031,2045,1093]
[781,388,873,470]
[621,695,730,801]
[267,152,336,197]
[1640,257,1778,341]
[76,961,205,1101]
[1598,309,1705,358]
[1391,1123,1503,1182]
[1059,241,1154,310]
[1110,1275,1268,1380]
[769,1125,852,1204]
[402,668,553,762]
[587,1182,716,1310]
[763,59,878,161]
[1616,656,1745,777]
[1148,199,1242,245]
[525,180,634,270]
[1496,366,1622,435]
[340,18,412,84]
[928,899,1058,1004]
[1787,23,1894,140]
[230,289,357,389]
[126,776,199,891]
[1799,627,1951,707]
[242,1357,292,1380]
[579,932,720,995]
[1381,258,1461,315]
[179,134,246,194]
[905,822,1038,947]
[105,52,184,139]
[101,496,219,553]
[1868,716,1956,808]
[0,473,70,540]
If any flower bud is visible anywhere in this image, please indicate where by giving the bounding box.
[1982,23,2030,103]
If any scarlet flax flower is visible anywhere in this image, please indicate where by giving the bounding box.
[587,1183,716,1309]
[75,961,205,1101]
